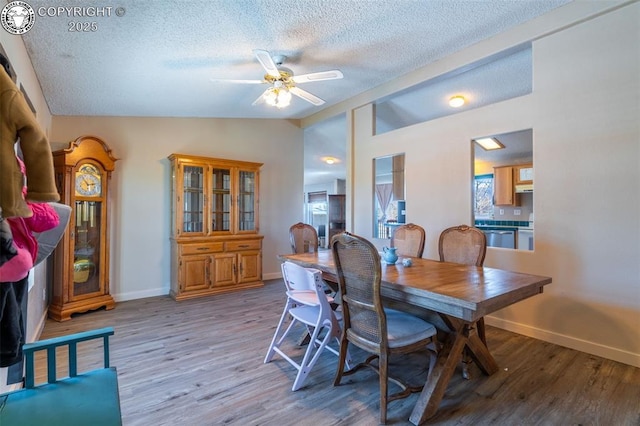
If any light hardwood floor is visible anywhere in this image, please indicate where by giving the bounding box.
[37,280,640,425]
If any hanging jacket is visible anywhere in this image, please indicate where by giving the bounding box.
[0,69,59,218]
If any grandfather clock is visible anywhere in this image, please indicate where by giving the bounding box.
[49,136,117,321]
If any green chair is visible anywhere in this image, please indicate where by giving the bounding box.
[0,327,122,426]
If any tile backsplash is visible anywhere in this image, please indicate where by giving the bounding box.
[474,219,530,227]
[484,192,533,222]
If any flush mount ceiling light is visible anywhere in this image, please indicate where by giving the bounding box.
[321,156,339,164]
[449,95,465,108]
[474,137,505,151]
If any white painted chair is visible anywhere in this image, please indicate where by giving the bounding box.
[264,262,350,391]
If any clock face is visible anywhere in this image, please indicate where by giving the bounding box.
[75,164,102,197]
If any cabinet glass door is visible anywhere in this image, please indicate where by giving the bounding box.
[73,200,102,297]
[182,165,205,233]
[211,167,232,232]
[238,170,256,232]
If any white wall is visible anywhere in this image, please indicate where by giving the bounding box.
[50,117,304,300]
[351,4,639,367]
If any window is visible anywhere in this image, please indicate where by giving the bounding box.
[474,174,494,219]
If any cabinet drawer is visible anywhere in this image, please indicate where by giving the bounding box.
[181,242,224,255]
[226,240,261,251]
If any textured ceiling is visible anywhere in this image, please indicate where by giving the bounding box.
[21,0,570,120]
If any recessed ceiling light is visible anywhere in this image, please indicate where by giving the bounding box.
[474,137,505,151]
[449,95,465,108]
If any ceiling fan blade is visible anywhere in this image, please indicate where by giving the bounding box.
[291,70,344,84]
[210,78,265,84]
[251,89,270,106]
[289,87,325,106]
[253,49,280,79]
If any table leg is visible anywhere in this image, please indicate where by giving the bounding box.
[409,323,467,424]
[409,317,500,425]
[465,330,499,375]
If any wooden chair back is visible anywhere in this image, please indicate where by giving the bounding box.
[331,232,386,354]
[438,225,489,370]
[438,225,487,266]
[289,222,319,254]
[391,223,426,258]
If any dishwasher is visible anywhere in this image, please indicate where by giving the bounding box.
[480,228,516,249]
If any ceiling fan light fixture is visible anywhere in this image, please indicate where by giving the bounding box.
[222,50,343,108]
[264,88,278,106]
[449,95,465,108]
[278,88,292,107]
[263,87,292,108]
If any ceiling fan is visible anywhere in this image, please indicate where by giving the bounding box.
[211,49,343,108]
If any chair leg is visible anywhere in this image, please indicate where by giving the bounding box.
[333,337,350,386]
[264,300,295,363]
[379,352,388,424]
[292,322,333,391]
[328,313,352,370]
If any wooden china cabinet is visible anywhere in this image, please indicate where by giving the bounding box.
[168,154,263,300]
[49,136,117,321]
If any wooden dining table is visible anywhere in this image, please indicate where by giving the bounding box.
[277,250,552,425]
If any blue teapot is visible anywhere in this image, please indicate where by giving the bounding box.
[382,246,398,264]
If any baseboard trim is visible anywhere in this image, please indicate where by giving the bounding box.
[263,272,281,281]
[485,316,640,368]
[113,276,287,302]
[114,288,168,302]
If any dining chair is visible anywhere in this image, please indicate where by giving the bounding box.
[391,223,426,258]
[289,222,319,254]
[278,258,335,308]
[264,262,350,391]
[289,221,340,299]
[331,232,437,424]
[438,224,487,379]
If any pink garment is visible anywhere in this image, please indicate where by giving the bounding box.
[0,218,33,282]
[0,157,60,282]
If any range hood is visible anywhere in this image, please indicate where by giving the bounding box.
[515,184,533,193]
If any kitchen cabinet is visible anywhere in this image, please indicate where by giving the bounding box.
[168,154,263,300]
[515,163,534,185]
[493,166,520,206]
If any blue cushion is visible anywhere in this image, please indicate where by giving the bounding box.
[384,308,437,348]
